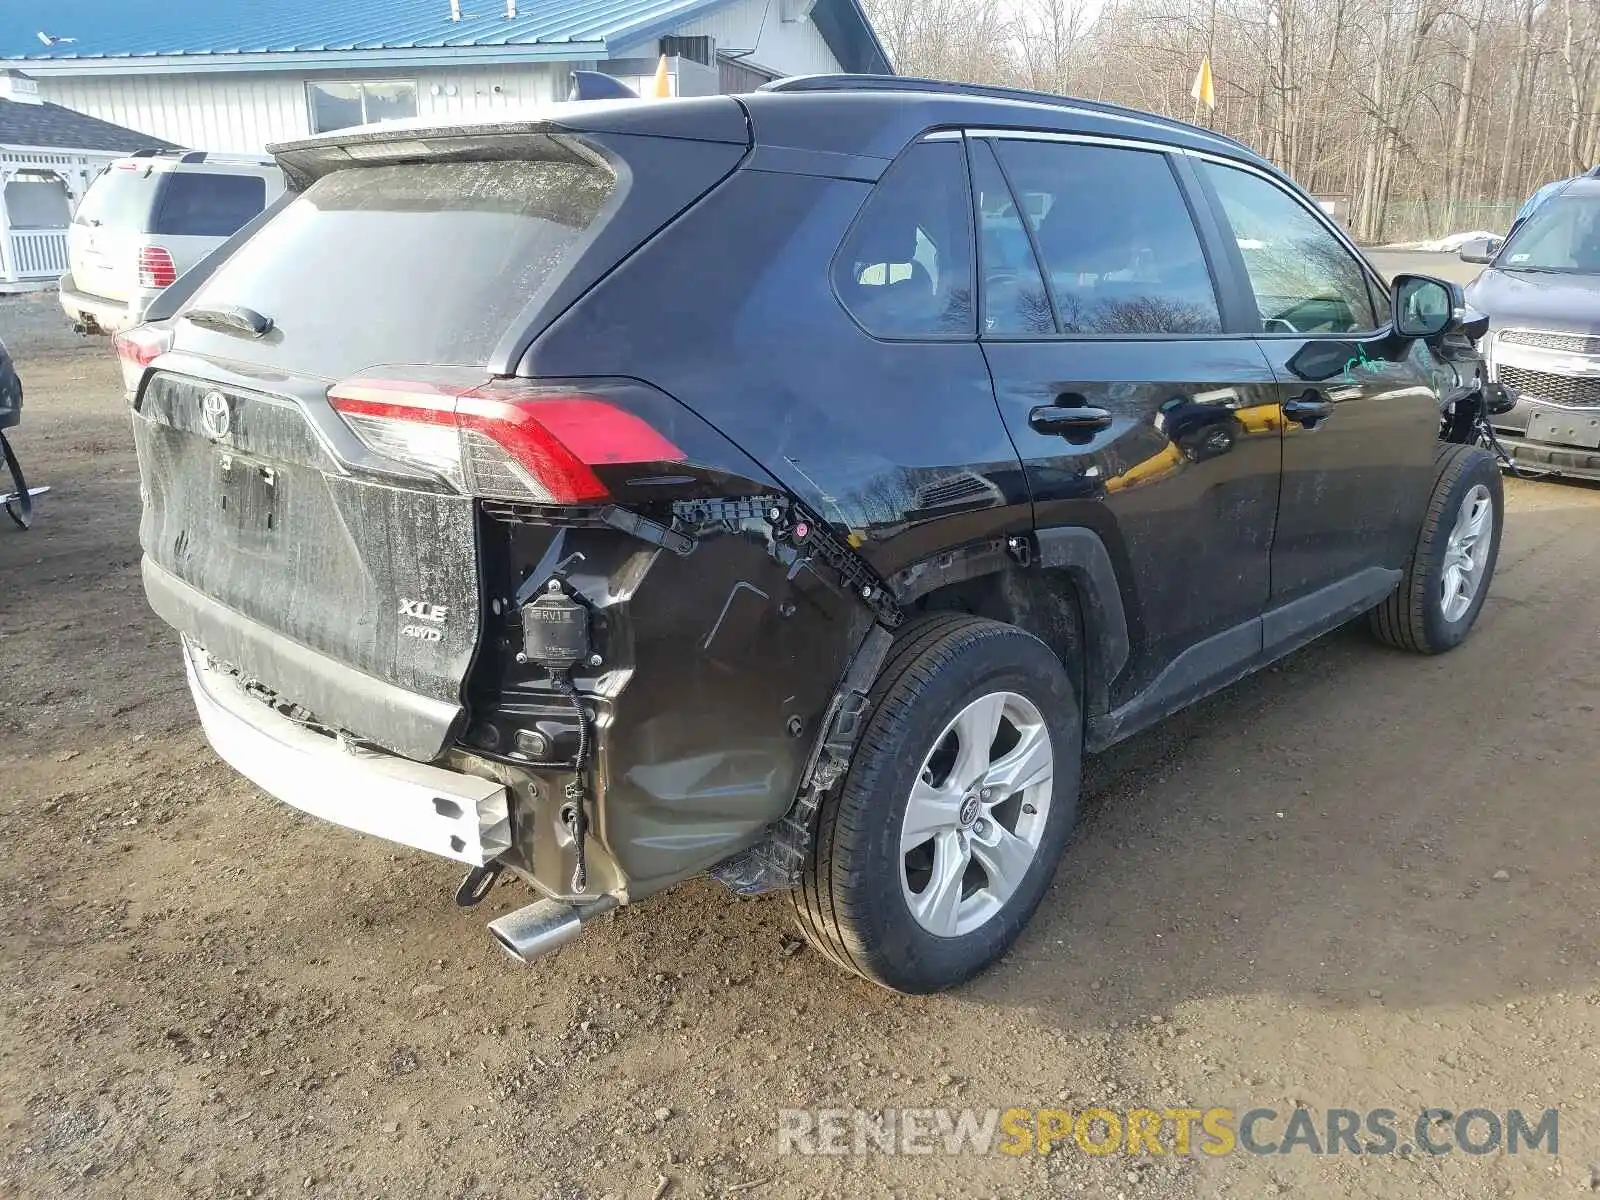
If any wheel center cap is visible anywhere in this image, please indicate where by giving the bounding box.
[958,794,982,827]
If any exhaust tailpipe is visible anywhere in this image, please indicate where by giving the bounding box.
[488,896,617,963]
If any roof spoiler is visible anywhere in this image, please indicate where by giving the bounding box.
[568,71,639,102]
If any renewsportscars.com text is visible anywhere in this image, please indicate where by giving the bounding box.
[777,1106,1558,1158]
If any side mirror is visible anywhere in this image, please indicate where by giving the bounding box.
[1392,273,1466,339]
[1458,236,1502,265]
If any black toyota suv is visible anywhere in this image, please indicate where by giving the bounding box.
[116,75,1501,994]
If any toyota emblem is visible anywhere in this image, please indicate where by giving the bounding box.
[199,391,232,441]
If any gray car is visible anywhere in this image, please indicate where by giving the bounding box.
[1462,176,1600,479]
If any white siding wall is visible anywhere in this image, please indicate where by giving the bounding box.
[40,72,304,152]
[30,0,846,157]
[665,0,843,77]
[38,63,568,154]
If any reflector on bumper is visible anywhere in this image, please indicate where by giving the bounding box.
[184,642,511,865]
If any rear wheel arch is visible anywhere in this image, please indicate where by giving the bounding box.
[790,613,1084,991]
[889,528,1129,719]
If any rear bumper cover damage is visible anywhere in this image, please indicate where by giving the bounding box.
[143,558,463,761]
[183,639,511,865]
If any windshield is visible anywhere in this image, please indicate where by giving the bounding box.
[1497,191,1600,272]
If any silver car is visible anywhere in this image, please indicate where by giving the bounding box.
[59,149,284,334]
[1462,175,1600,479]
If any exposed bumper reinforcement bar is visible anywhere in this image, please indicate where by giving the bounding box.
[183,641,511,866]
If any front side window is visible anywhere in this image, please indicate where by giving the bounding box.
[833,140,975,339]
[991,139,1222,335]
[1203,161,1377,334]
[308,81,419,134]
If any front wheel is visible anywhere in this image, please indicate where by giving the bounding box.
[1369,443,1503,654]
[791,615,1081,994]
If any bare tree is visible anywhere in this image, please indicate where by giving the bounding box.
[870,0,1600,240]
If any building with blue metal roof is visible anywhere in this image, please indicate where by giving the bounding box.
[0,0,891,152]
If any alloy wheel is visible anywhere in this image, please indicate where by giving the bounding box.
[899,690,1054,938]
[1441,482,1493,623]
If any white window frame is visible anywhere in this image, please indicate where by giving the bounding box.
[306,80,419,134]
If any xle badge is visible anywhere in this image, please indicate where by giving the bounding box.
[399,598,448,642]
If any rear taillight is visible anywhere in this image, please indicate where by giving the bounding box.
[137,246,177,289]
[112,325,173,396]
[328,375,685,504]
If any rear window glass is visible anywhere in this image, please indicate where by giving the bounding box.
[184,159,614,378]
[74,166,160,229]
[153,173,266,237]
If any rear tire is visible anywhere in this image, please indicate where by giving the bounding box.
[791,615,1081,993]
[1369,443,1502,654]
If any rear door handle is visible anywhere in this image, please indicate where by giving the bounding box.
[1282,392,1334,427]
[1029,403,1114,438]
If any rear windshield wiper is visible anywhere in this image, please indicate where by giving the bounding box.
[182,304,274,338]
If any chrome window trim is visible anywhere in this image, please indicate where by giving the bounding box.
[962,103,1246,153]
[966,127,1181,156]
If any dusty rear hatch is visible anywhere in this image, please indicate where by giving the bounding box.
[68,162,154,304]
[132,108,751,761]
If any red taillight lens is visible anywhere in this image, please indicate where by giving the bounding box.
[137,246,177,289]
[112,325,173,396]
[328,375,684,504]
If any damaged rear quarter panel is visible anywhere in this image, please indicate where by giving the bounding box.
[597,515,869,890]
[469,394,871,894]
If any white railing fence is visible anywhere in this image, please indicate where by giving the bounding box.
[2,228,69,282]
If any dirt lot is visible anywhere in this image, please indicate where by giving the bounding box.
[2,285,1598,1200]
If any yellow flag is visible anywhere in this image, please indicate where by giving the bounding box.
[652,54,673,98]
[1191,55,1215,109]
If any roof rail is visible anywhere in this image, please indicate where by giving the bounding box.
[760,74,1260,156]
[121,147,276,168]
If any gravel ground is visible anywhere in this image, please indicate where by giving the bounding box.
[1,287,1597,1200]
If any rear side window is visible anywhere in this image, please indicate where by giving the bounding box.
[833,141,975,339]
[184,159,614,377]
[153,173,267,237]
[73,167,160,229]
[992,140,1222,335]
[971,139,1053,335]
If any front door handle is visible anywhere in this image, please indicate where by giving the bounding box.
[1029,404,1114,438]
[1282,392,1334,427]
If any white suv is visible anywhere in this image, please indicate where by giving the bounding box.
[60,150,284,335]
